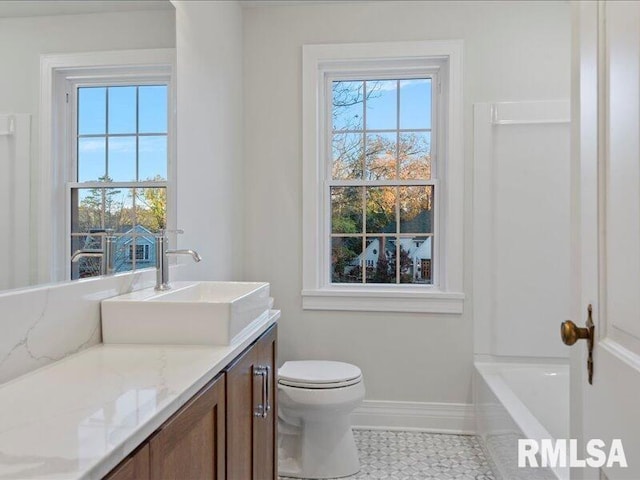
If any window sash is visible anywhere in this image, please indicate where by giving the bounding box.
[66,76,170,280]
[68,183,166,278]
[324,73,440,288]
[325,71,439,182]
[73,82,169,183]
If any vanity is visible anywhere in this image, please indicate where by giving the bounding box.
[0,283,279,480]
[106,322,277,480]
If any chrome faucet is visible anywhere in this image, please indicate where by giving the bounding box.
[71,231,116,276]
[155,229,202,291]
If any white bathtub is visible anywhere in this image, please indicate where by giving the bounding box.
[474,362,569,480]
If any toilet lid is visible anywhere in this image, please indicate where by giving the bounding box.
[278,361,362,389]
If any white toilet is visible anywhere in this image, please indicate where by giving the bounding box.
[278,360,365,479]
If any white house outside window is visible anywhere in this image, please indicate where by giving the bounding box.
[302,41,464,314]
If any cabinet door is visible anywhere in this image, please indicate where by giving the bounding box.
[104,444,150,480]
[226,340,259,479]
[149,374,225,480]
[226,325,277,480]
[254,325,277,480]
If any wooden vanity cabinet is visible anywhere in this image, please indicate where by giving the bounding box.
[149,372,226,479]
[226,324,277,480]
[103,324,277,480]
[104,444,150,480]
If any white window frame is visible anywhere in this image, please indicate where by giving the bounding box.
[39,49,176,283]
[128,244,150,263]
[302,41,464,314]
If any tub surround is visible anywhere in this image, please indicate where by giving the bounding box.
[473,101,570,359]
[0,307,279,479]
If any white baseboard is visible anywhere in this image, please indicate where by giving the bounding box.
[351,400,476,435]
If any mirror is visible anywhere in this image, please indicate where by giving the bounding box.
[0,0,175,292]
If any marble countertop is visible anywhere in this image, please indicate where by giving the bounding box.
[0,310,280,480]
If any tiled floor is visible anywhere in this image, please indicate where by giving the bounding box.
[281,429,496,479]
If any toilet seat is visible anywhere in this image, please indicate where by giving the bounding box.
[278,360,362,389]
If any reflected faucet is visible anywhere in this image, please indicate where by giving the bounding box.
[71,231,116,276]
[155,229,202,291]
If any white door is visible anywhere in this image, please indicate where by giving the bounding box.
[572,2,640,479]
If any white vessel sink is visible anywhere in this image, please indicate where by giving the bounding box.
[101,281,271,346]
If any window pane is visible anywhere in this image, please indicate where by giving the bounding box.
[399,186,434,233]
[399,236,433,284]
[70,234,102,280]
[365,236,396,283]
[366,80,397,130]
[108,136,136,182]
[331,237,363,283]
[104,188,134,233]
[108,86,136,134]
[113,234,134,274]
[366,187,396,233]
[332,81,363,131]
[78,87,106,135]
[72,187,135,233]
[331,186,362,234]
[134,187,166,232]
[72,189,103,233]
[399,132,431,180]
[400,79,431,130]
[366,132,397,180]
[123,235,154,270]
[332,132,363,180]
[139,136,167,181]
[78,137,106,182]
[139,86,168,133]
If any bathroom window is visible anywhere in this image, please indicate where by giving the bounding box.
[69,84,169,279]
[302,41,464,313]
[330,78,435,285]
[41,51,175,283]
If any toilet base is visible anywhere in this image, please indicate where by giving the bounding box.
[279,415,360,479]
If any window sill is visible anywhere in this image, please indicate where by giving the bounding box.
[301,289,465,314]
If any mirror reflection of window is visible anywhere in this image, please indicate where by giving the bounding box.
[70,85,168,280]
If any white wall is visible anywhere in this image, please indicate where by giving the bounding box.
[242,1,570,406]
[0,10,175,115]
[0,114,30,291]
[172,1,245,281]
[0,9,175,286]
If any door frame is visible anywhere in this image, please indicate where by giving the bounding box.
[570,2,599,479]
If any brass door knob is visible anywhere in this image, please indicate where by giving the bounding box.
[560,320,591,346]
[561,305,595,384]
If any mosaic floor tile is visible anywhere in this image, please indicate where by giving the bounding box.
[280,429,496,480]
